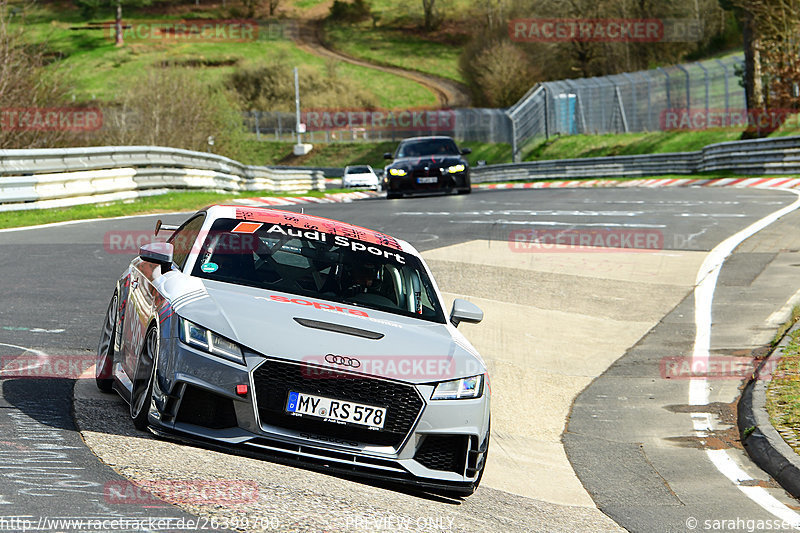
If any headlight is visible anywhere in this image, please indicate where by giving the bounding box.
[179,318,244,364]
[447,164,466,173]
[431,375,484,400]
[389,168,407,176]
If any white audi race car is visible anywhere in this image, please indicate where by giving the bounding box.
[96,205,490,495]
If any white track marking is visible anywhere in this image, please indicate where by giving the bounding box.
[0,211,189,233]
[689,188,800,524]
[765,288,800,328]
[0,343,49,376]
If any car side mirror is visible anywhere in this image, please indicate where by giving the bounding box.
[460,147,472,155]
[383,152,393,160]
[139,242,174,270]
[450,298,483,327]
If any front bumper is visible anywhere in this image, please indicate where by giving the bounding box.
[343,178,379,189]
[147,339,490,493]
[385,170,469,195]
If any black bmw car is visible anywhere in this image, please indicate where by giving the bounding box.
[382,136,472,199]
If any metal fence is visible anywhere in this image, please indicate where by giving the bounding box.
[507,54,746,161]
[243,108,514,145]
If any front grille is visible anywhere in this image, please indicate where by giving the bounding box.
[175,385,238,429]
[252,359,424,448]
[414,435,469,474]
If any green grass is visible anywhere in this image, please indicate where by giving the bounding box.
[766,318,800,454]
[522,130,744,161]
[235,138,512,167]
[324,22,465,83]
[14,3,436,108]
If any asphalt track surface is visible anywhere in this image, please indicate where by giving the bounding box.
[2,187,800,532]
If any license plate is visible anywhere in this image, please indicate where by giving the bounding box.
[286,391,387,429]
[417,177,438,184]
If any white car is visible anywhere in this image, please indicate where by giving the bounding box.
[96,205,490,496]
[342,165,380,189]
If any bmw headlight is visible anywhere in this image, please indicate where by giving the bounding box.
[447,164,466,174]
[179,318,244,364]
[431,375,484,400]
[389,168,407,176]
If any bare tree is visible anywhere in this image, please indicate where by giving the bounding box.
[472,41,537,107]
[267,0,280,16]
[104,69,246,157]
[728,0,800,136]
[0,3,81,148]
[422,0,444,31]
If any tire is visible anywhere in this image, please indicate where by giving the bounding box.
[386,192,401,199]
[130,325,158,431]
[457,187,471,195]
[95,292,118,393]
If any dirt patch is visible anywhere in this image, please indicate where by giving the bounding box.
[664,401,743,450]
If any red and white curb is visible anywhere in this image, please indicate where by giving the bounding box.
[477,176,800,190]
[234,190,381,207]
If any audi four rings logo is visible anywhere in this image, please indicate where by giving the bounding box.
[325,354,361,368]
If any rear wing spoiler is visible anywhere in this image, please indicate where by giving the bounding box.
[155,220,180,236]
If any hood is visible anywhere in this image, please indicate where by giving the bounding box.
[388,155,466,168]
[176,279,486,384]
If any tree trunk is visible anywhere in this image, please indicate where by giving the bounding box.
[741,12,766,138]
[115,0,123,47]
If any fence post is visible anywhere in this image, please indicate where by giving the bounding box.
[614,85,629,133]
[676,64,691,109]
[510,112,519,162]
[695,62,710,119]
[716,59,730,116]
[621,73,637,131]
[658,67,672,109]
[647,76,653,130]
[543,85,550,140]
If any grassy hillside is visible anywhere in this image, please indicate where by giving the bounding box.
[17,1,436,108]
[323,22,466,83]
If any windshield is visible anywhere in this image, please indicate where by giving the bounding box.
[192,218,446,323]
[396,138,460,158]
[346,166,371,173]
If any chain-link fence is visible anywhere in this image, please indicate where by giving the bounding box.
[507,54,745,161]
[243,108,513,145]
[242,53,744,161]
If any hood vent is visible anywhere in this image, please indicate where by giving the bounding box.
[293,317,384,340]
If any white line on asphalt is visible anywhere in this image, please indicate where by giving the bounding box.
[0,343,49,376]
[461,220,666,228]
[689,187,800,524]
[0,211,190,233]
[764,288,800,329]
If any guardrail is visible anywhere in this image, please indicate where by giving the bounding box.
[473,135,800,183]
[3,136,800,210]
[0,146,325,212]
